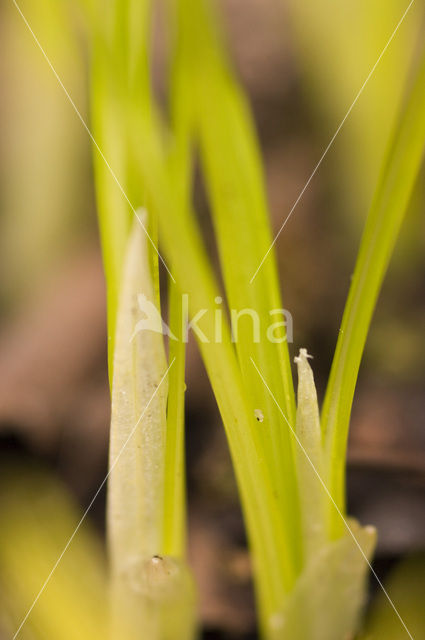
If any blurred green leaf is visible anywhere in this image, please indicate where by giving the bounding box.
[0,466,107,640]
[359,554,425,640]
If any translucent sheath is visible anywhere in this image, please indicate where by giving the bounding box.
[294,349,326,562]
[107,217,195,639]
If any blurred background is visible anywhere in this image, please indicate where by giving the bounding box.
[0,0,424,637]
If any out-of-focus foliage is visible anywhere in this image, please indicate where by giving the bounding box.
[287,0,424,218]
[359,554,425,640]
[0,465,107,640]
[0,0,92,309]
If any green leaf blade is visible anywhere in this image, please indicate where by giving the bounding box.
[322,47,425,534]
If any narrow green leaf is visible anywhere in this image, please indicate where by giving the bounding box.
[90,32,131,374]
[171,0,300,570]
[163,281,187,558]
[89,0,159,379]
[322,47,425,533]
